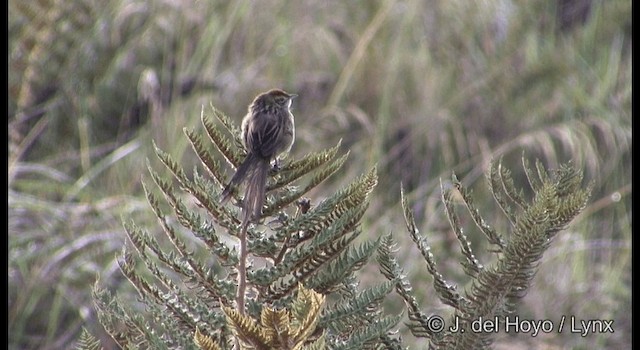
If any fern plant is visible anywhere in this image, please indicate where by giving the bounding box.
[378,158,591,349]
[91,104,401,349]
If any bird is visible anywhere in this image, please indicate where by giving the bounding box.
[220,89,297,224]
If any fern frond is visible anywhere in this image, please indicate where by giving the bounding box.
[300,333,326,350]
[223,306,271,347]
[320,280,395,329]
[498,161,527,210]
[202,111,244,169]
[522,156,543,193]
[250,167,378,289]
[376,234,441,340]
[442,176,483,277]
[400,187,462,310]
[117,246,198,330]
[268,141,345,191]
[261,307,291,344]
[451,175,506,251]
[150,146,238,229]
[210,103,243,148]
[334,314,402,350]
[92,281,166,349]
[290,284,325,346]
[194,327,222,350]
[310,237,382,295]
[223,285,325,349]
[487,159,518,227]
[263,151,350,216]
[138,183,235,305]
[74,328,101,350]
[451,158,590,348]
[184,126,227,188]
[274,167,377,244]
[145,167,235,264]
[260,213,365,299]
[534,158,551,185]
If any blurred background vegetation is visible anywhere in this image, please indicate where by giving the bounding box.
[8,0,630,349]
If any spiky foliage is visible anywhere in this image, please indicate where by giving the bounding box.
[378,158,591,349]
[93,105,400,349]
[75,328,102,350]
[219,284,325,350]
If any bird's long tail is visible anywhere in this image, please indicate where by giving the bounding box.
[242,157,269,225]
[220,153,258,204]
[220,152,269,225]
[233,155,269,315]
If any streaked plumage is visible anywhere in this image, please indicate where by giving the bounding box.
[221,89,296,224]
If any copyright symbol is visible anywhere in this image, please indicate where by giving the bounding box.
[427,315,445,333]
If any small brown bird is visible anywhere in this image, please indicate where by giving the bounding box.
[221,89,296,224]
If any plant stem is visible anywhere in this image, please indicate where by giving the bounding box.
[236,216,250,315]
